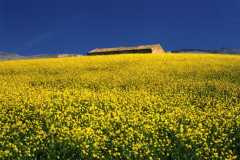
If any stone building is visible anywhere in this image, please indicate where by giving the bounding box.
[87,44,165,55]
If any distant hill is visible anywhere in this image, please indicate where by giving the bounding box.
[27,53,82,59]
[216,48,240,54]
[0,52,82,60]
[172,48,240,54]
[0,51,22,60]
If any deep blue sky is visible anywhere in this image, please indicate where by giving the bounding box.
[0,0,240,55]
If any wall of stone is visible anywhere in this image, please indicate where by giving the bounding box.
[88,44,165,55]
[88,49,153,55]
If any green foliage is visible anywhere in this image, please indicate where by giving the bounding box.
[0,54,240,159]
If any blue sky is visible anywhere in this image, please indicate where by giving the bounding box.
[0,0,240,55]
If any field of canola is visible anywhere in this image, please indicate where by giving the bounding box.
[1,54,240,159]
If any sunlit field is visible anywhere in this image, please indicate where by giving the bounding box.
[1,54,240,159]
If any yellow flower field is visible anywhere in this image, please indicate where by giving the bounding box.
[0,54,240,159]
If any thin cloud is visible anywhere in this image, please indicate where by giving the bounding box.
[23,31,54,49]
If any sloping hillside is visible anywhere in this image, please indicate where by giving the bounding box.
[0,54,240,159]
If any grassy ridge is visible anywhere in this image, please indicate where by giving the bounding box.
[1,54,240,159]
